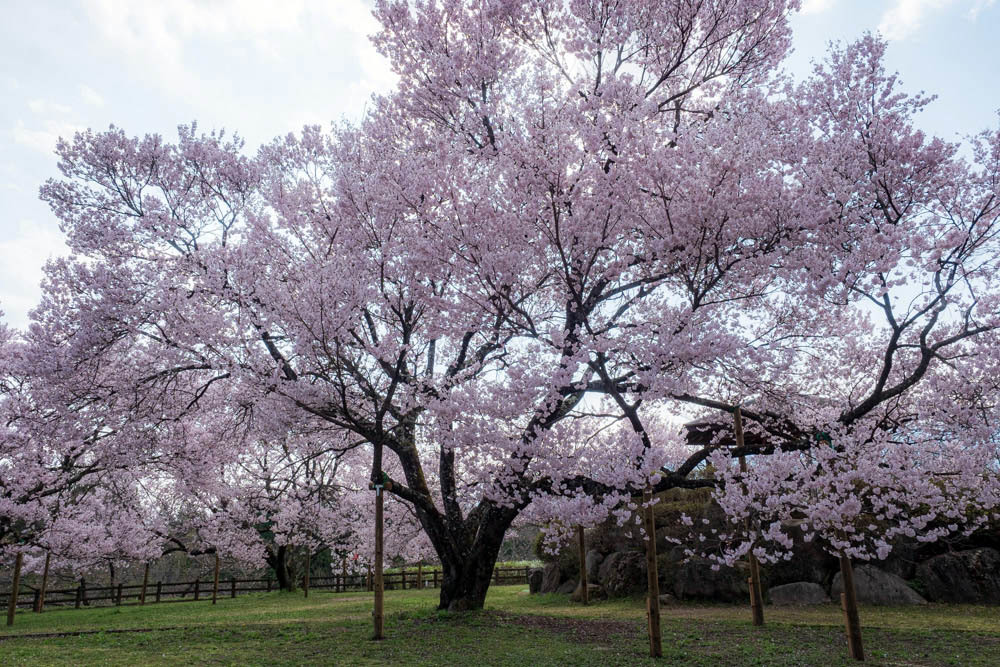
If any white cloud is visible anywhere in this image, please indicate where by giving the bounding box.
[27,99,72,115]
[80,85,105,107]
[11,119,85,155]
[968,0,997,18]
[800,0,837,14]
[81,0,393,100]
[878,0,994,40]
[0,219,66,330]
[879,0,955,41]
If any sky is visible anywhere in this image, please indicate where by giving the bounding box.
[1,0,998,330]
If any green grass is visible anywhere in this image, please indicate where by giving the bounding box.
[2,586,998,665]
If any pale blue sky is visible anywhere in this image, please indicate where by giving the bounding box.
[1,0,998,329]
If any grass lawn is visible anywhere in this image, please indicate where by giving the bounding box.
[1,585,998,665]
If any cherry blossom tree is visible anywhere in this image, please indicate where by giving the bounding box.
[17,3,1000,631]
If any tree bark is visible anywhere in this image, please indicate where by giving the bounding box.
[577,526,589,605]
[265,545,293,592]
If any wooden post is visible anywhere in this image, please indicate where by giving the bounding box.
[266,577,272,592]
[155,581,162,603]
[433,568,438,588]
[341,556,347,592]
[75,582,83,609]
[231,578,237,598]
[6,551,22,626]
[36,552,51,613]
[839,553,865,661]
[577,526,589,605]
[116,583,123,605]
[80,577,87,606]
[373,466,385,640]
[418,562,423,589]
[140,563,150,606]
[194,579,200,601]
[734,406,765,627]
[32,590,40,614]
[643,485,663,658]
[367,564,372,592]
[304,551,311,598]
[212,553,221,605]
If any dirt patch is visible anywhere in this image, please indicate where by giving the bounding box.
[483,611,642,645]
[0,626,184,641]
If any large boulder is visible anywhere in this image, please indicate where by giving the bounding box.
[673,559,749,603]
[540,562,562,594]
[556,579,577,594]
[528,568,544,594]
[831,565,926,605]
[769,582,829,606]
[915,548,1000,604]
[762,534,839,588]
[585,550,604,582]
[598,551,648,597]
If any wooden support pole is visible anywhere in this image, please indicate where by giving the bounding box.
[140,562,150,606]
[266,577,272,592]
[116,583,123,605]
[373,477,385,639]
[418,562,423,589]
[643,485,663,658]
[155,581,162,603]
[36,552,51,613]
[304,551,311,598]
[433,568,438,588]
[734,406,765,627]
[839,553,865,661]
[577,526,589,605]
[231,578,236,598]
[212,554,221,605]
[80,578,87,606]
[75,582,83,609]
[6,552,22,626]
[194,579,200,601]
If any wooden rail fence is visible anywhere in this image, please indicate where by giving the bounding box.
[2,566,532,614]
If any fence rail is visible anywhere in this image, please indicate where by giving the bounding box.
[3,566,532,613]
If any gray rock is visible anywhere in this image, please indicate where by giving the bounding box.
[598,551,648,598]
[540,562,562,594]
[556,579,577,595]
[673,559,749,603]
[831,565,926,605]
[528,568,543,594]
[916,548,1000,604]
[769,581,829,606]
[585,550,604,582]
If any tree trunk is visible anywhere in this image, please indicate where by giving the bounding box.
[266,545,293,591]
[433,509,511,611]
